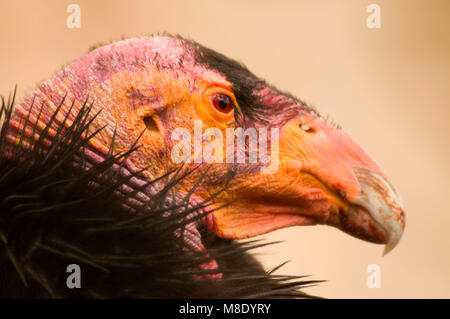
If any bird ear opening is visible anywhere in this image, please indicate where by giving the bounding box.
[143,115,159,132]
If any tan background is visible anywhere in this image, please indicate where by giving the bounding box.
[1,0,449,298]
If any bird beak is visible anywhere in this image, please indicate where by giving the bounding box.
[207,112,405,255]
[280,114,406,254]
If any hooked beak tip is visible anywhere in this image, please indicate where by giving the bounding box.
[339,167,405,254]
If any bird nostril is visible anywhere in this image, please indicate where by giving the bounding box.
[143,116,159,132]
[339,189,347,199]
[299,123,314,133]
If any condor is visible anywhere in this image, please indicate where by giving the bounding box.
[0,35,405,298]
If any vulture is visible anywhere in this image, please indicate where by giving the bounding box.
[0,35,405,298]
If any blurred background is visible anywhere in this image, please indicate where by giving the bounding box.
[0,0,449,298]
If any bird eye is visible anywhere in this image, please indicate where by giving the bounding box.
[211,94,234,114]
